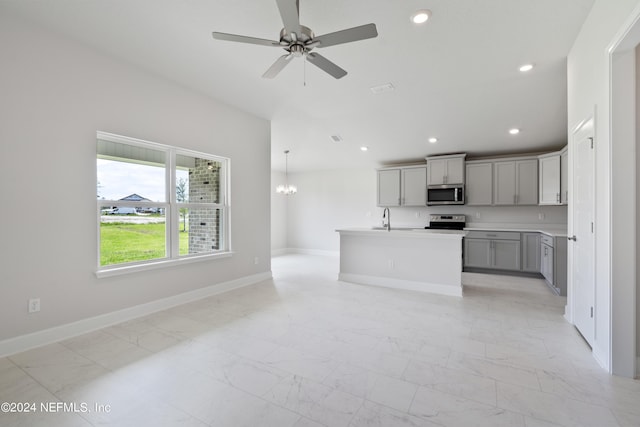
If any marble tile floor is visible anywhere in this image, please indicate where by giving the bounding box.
[1,254,639,426]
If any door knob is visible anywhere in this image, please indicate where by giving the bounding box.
[567,235,577,241]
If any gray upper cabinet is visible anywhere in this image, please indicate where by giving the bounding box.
[539,153,561,205]
[426,154,465,185]
[493,161,516,205]
[465,162,493,205]
[377,166,427,207]
[494,158,538,205]
[560,146,568,205]
[377,169,401,206]
[401,166,427,206]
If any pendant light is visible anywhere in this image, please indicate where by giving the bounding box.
[276,150,297,195]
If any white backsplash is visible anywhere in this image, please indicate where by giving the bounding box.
[381,205,567,229]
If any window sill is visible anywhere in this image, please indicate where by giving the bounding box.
[95,252,234,279]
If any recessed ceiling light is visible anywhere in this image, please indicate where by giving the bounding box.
[411,9,432,24]
[519,64,534,72]
[509,128,520,135]
[428,137,438,144]
[360,146,369,152]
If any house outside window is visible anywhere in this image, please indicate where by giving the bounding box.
[96,132,230,274]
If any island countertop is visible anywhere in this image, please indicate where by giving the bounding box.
[336,228,466,238]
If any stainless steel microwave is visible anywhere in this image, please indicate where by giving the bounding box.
[427,184,465,205]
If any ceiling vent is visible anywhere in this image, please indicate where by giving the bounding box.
[330,135,343,143]
[370,83,395,94]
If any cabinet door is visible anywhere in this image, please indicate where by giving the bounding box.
[464,239,492,268]
[560,148,568,204]
[492,240,521,271]
[401,167,427,206]
[446,157,465,184]
[539,155,560,205]
[466,163,493,205]
[427,159,446,185]
[522,233,541,272]
[516,159,538,205]
[377,169,401,207]
[541,244,554,284]
[493,161,516,205]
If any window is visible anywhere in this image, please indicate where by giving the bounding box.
[96,132,230,274]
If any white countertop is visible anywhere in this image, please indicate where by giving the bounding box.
[464,223,567,237]
[336,227,466,239]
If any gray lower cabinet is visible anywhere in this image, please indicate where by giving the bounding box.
[464,231,521,271]
[464,239,492,268]
[540,234,567,295]
[522,233,541,272]
[541,241,554,284]
[464,231,566,296]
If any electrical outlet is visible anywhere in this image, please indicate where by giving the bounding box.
[28,298,40,313]
[254,257,259,265]
[538,213,545,220]
[415,212,420,218]
[388,259,394,269]
[475,212,481,219]
[365,211,372,218]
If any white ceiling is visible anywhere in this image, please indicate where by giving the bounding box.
[3,0,595,172]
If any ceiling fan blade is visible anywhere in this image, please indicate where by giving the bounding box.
[262,54,294,79]
[306,52,347,79]
[276,0,301,37]
[314,23,378,48]
[212,32,281,47]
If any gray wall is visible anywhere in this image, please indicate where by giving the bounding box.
[0,11,271,341]
[271,171,288,254]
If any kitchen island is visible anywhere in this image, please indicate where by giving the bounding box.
[336,228,466,297]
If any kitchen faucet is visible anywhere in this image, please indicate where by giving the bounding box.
[382,207,390,231]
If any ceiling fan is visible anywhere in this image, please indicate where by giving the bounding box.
[212,0,378,79]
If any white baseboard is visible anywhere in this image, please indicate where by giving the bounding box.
[272,248,340,257]
[563,304,572,323]
[339,273,463,297]
[0,271,272,358]
[592,344,610,373]
[271,248,289,257]
[636,357,640,379]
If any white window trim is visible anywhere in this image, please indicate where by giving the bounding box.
[96,131,231,277]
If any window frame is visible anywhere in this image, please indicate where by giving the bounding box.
[96,131,232,278]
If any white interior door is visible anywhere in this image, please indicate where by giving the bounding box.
[572,119,595,346]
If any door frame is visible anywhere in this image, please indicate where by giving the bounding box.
[607,5,640,378]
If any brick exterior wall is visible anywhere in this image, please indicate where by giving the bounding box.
[188,159,221,253]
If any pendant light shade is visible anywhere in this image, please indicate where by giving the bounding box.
[276,150,297,195]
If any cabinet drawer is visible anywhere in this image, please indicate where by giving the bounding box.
[465,231,521,241]
[540,234,554,247]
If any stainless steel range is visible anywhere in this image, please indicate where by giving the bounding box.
[424,214,466,230]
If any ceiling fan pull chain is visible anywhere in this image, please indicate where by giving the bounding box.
[303,55,307,86]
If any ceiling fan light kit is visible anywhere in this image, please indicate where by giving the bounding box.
[212,0,378,79]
